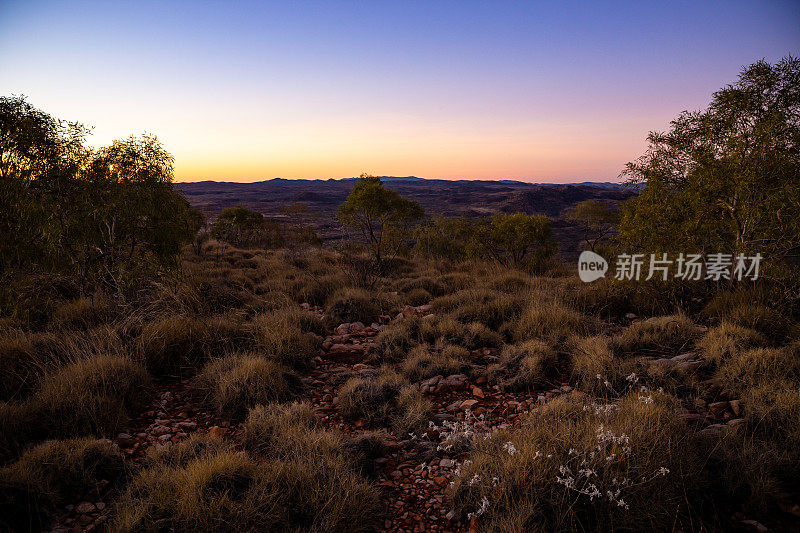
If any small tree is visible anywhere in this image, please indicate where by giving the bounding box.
[413,216,478,261]
[337,174,424,264]
[566,200,620,252]
[211,206,267,247]
[480,212,556,269]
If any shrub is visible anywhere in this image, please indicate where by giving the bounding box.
[449,391,704,531]
[495,340,560,391]
[0,438,124,532]
[405,287,432,306]
[250,312,322,369]
[50,294,114,330]
[432,289,523,330]
[434,317,502,350]
[368,315,428,363]
[511,300,592,344]
[325,287,397,326]
[192,354,300,420]
[611,314,702,357]
[702,291,792,339]
[113,435,381,532]
[717,346,800,396]
[400,344,471,382]
[570,336,638,397]
[244,402,378,473]
[337,369,430,433]
[31,355,151,438]
[136,315,210,373]
[695,322,766,366]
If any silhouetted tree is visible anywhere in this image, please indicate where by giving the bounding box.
[618,57,800,277]
[566,200,620,253]
[0,96,201,292]
[337,174,424,264]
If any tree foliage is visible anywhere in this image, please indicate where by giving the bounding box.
[211,205,320,249]
[0,95,202,291]
[337,174,424,263]
[414,212,556,269]
[618,57,800,275]
[566,200,620,253]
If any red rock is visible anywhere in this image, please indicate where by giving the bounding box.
[460,399,479,411]
[208,426,227,439]
[75,501,96,514]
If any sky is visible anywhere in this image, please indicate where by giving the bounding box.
[1,1,798,183]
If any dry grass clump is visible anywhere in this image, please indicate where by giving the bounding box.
[243,402,328,458]
[493,340,560,391]
[136,315,210,373]
[702,291,792,338]
[400,344,471,382]
[611,314,702,357]
[113,434,380,532]
[716,346,800,396]
[396,275,446,298]
[49,294,114,330]
[192,354,300,420]
[485,272,531,293]
[337,369,431,433]
[432,288,523,330]
[695,322,767,366]
[510,300,593,344]
[325,287,397,326]
[244,402,386,476]
[0,326,127,402]
[705,340,800,513]
[405,287,432,306]
[449,391,703,531]
[0,438,124,532]
[0,331,50,402]
[369,315,499,364]
[369,315,427,363]
[433,317,503,350]
[570,336,638,397]
[250,312,322,369]
[30,355,151,438]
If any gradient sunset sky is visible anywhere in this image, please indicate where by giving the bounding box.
[1,1,798,183]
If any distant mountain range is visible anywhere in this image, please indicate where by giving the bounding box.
[176,177,639,259]
[187,176,633,190]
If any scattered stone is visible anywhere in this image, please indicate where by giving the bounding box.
[460,399,479,411]
[208,426,227,439]
[115,432,136,447]
[697,423,728,437]
[75,501,96,514]
[438,374,468,392]
[740,519,769,532]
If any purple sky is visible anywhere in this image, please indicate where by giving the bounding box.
[1,0,798,182]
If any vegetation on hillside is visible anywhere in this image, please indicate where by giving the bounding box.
[0,58,799,532]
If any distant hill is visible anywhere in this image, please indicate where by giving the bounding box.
[175,177,637,259]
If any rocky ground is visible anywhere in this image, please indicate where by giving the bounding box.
[48,304,759,533]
